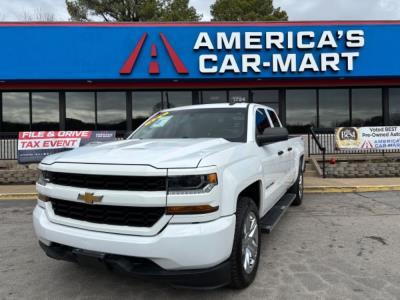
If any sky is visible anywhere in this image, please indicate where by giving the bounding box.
[1,0,400,21]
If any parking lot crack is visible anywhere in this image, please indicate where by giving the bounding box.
[364,235,388,246]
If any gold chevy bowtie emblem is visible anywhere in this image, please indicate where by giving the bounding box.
[77,192,103,204]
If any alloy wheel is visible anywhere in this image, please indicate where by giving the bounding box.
[241,211,259,274]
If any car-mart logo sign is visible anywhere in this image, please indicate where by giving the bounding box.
[120,29,365,76]
[120,32,188,75]
[193,30,365,74]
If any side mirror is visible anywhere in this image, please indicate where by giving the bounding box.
[256,127,288,146]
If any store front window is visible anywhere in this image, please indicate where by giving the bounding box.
[229,90,249,103]
[202,90,227,104]
[164,91,192,108]
[97,92,126,131]
[252,90,280,115]
[66,92,95,130]
[389,88,400,125]
[132,91,162,130]
[2,93,30,132]
[319,89,350,127]
[286,89,317,133]
[0,87,395,134]
[31,92,59,131]
[351,89,383,126]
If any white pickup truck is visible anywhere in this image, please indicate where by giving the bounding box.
[33,103,304,289]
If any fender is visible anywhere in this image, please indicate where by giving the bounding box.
[215,155,263,216]
[199,143,264,216]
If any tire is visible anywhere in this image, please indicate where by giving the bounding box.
[289,159,304,206]
[229,197,261,289]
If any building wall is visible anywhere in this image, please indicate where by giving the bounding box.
[1,22,400,135]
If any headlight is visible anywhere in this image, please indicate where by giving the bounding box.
[37,170,50,186]
[167,173,218,194]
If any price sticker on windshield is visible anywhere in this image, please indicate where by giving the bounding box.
[150,115,173,128]
[144,112,170,127]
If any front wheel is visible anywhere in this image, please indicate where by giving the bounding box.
[229,197,261,289]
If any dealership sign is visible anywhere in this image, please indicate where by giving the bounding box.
[120,29,364,76]
[17,131,116,163]
[193,30,363,74]
[0,22,398,80]
[335,127,400,150]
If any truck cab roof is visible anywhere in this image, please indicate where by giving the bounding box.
[164,103,274,113]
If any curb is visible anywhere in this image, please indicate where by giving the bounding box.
[0,193,37,200]
[304,185,400,193]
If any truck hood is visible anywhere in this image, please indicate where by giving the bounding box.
[41,138,238,169]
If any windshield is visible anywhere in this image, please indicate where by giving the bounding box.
[130,108,247,142]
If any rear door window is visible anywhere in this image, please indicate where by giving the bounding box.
[267,109,281,128]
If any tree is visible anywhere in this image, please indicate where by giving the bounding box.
[159,0,201,21]
[211,0,288,21]
[66,0,201,22]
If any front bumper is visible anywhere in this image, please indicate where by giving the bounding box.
[39,241,231,288]
[33,205,235,270]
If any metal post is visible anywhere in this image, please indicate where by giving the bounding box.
[126,91,132,135]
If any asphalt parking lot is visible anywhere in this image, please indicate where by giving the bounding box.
[1,192,400,300]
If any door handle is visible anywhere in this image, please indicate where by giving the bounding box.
[287,147,293,152]
[278,150,284,156]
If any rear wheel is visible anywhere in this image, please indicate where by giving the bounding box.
[229,197,261,289]
[289,160,304,206]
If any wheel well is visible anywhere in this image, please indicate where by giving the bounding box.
[238,181,261,210]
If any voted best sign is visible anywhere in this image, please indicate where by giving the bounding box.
[335,127,400,150]
[18,131,116,163]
